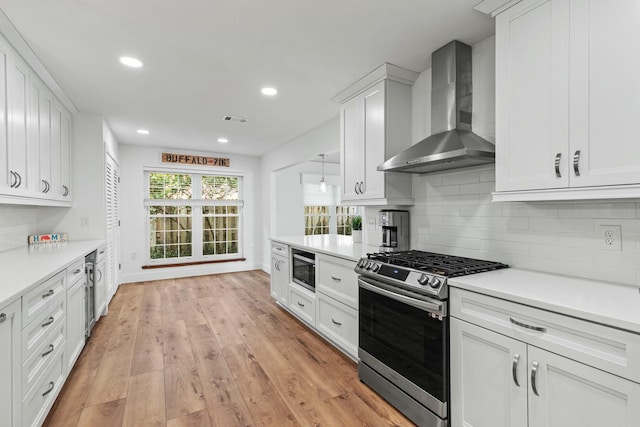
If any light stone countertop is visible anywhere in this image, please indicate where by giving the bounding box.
[449,268,640,335]
[270,235,377,262]
[0,240,105,308]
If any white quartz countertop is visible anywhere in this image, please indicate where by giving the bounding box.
[270,235,376,262]
[449,268,640,334]
[0,240,104,308]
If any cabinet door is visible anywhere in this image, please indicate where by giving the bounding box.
[52,98,71,200]
[362,81,385,199]
[450,318,528,427]
[0,299,21,427]
[50,98,63,200]
[340,95,364,201]
[270,255,281,300]
[276,256,289,306]
[495,0,570,192]
[528,345,640,427]
[95,259,106,319]
[66,278,85,371]
[568,0,640,187]
[30,73,54,198]
[6,48,31,196]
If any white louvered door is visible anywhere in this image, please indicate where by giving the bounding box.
[105,152,120,303]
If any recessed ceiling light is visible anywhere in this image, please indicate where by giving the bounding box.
[217,138,229,144]
[261,87,278,96]
[137,129,150,135]
[119,56,144,68]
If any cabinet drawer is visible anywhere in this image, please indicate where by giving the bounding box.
[271,241,289,257]
[317,254,358,309]
[22,343,65,427]
[22,271,66,328]
[66,258,85,286]
[451,287,640,383]
[317,294,358,358]
[22,296,65,361]
[22,318,65,398]
[288,284,316,326]
[95,245,106,263]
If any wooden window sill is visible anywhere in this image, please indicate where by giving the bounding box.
[142,258,246,269]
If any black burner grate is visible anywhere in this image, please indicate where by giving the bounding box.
[367,250,508,277]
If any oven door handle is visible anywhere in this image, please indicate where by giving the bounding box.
[293,254,315,265]
[358,279,444,317]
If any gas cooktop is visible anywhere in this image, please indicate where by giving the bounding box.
[355,250,508,300]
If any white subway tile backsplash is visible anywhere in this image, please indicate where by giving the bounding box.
[406,165,640,286]
[0,205,37,252]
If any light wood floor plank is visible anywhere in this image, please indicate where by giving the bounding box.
[44,270,413,427]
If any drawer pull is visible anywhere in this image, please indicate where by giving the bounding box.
[41,316,55,328]
[0,313,5,323]
[42,289,55,299]
[331,318,342,326]
[42,344,55,357]
[554,153,562,178]
[512,353,520,387]
[573,150,581,177]
[73,268,82,274]
[331,276,342,282]
[509,317,546,333]
[297,301,305,308]
[99,250,105,255]
[42,381,55,397]
[531,361,540,396]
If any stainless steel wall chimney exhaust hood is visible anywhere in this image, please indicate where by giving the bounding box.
[378,41,495,174]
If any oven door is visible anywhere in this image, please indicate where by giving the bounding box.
[358,277,448,419]
[291,249,315,292]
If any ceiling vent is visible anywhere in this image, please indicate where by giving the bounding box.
[223,115,248,124]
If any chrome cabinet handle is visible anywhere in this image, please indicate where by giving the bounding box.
[531,361,540,396]
[42,344,55,357]
[41,316,55,328]
[0,313,6,323]
[358,182,364,194]
[14,172,22,188]
[99,250,105,255]
[274,259,279,271]
[73,268,82,275]
[297,301,305,307]
[331,318,342,326]
[554,153,562,178]
[42,179,47,193]
[42,381,55,397]
[63,185,69,196]
[42,289,54,299]
[512,353,520,387]
[573,150,581,176]
[354,183,359,194]
[510,317,546,333]
[97,269,103,282]
[331,276,342,282]
[10,171,17,188]
[46,180,50,193]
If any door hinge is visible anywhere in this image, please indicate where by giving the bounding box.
[119,263,121,270]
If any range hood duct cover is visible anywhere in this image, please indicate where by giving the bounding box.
[378,41,495,174]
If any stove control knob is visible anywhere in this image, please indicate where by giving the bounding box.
[357,259,367,269]
[418,274,430,285]
[372,263,381,273]
[366,262,374,270]
[429,277,441,288]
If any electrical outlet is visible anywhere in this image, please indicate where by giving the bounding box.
[81,216,90,227]
[368,218,376,226]
[599,225,622,251]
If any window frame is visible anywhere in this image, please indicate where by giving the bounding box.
[144,167,244,265]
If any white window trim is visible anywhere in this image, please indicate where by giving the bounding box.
[144,169,244,265]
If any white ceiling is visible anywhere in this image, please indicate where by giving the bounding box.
[0,0,494,157]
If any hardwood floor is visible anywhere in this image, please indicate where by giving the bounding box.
[43,271,414,427]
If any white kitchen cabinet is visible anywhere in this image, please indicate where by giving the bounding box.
[316,254,358,309]
[316,293,358,358]
[450,287,640,427]
[66,274,85,371]
[493,0,640,201]
[333,64,416,206]
[30,72,55,199]
[270,243,289,307]
[52,98,72,201]
[288,283,316,327]
[0,299,22,427]
[95,246,107,319]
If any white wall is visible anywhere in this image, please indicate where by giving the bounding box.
[0,205,37,251]
[259,117,340,270]
[119,144,261,283]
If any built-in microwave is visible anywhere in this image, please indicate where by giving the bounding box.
[291,248,315,292]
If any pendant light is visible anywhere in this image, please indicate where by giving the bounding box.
[319,154,327,193]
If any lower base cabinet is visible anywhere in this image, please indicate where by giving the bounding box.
[288,284,316,327]
[22,344,65,427]
[316,293,358,357]
[0,299,22,427]
[450,288,640,427]
[66,277,85,371]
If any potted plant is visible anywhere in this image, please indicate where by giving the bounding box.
[351,215,363,243]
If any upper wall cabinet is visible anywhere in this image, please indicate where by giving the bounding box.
[0,32,72,206]
[332,64,417,206]
[491,0,640,201]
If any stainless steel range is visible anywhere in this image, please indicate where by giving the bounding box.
[356,250,508,427]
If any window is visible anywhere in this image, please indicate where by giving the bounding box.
[336,206,358,235]
[146,171,243,264]
[304,206,330,235]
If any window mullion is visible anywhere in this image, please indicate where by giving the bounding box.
[193,205,203,258]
